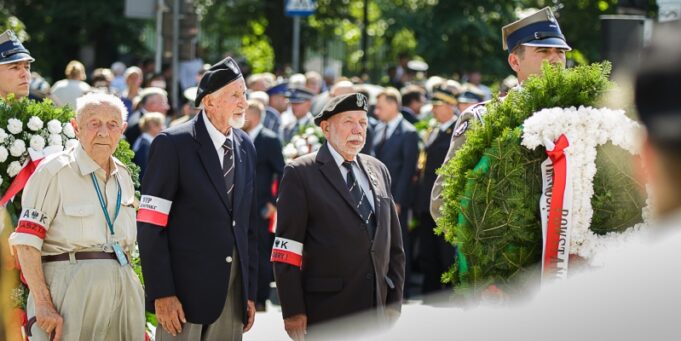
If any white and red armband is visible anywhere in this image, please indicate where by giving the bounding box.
[270,237,303,268]
[137,195,173,227]
[15,208,49,239]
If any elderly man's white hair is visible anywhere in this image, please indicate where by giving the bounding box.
[76,92,129,122]
[249,91,269,107]
[289,73,307,89]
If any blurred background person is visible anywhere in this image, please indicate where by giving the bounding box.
[121,66,143,116]
[133,112,166,179]
[400,85,427,124]
[281,87,314,144]
[243,99,285,312]
[373,87,419,297]
[464,70,492,101]
[416,86,458,299]
[265,82,288,136]
[50,60,90,108]
[91,68,115,94]
[125,87,169,144]
[110,61,127,94]
[456,83,486,113]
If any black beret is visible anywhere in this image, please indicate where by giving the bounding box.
[195,56,242,106]
[635,25,681,147]
[314,93,368,126]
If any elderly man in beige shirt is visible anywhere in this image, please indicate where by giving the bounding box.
[9,93,144,340]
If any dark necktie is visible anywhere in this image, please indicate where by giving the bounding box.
[223,138,234,208]
[341,161,376,238]
[375,125,389,154]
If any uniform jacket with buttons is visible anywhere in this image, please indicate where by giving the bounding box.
[273,143,405,325]
[137,112,258,325]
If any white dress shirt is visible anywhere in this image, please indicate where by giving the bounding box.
[248,123,264,142]
[204,112,234,166]
[327,143,375,211]
[374,114,403,146]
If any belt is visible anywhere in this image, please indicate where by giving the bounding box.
[42,251,121,263]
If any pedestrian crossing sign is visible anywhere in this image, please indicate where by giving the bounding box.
[285,0,317,17]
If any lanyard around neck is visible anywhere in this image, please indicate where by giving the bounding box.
[90,172,121,236]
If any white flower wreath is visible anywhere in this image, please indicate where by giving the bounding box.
[521,106,649,261]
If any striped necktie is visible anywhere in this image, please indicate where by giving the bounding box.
[223,138,234,208]
[341,161,376,238]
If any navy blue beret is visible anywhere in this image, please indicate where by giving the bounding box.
[195,57,242,106]
[314,93,368,126]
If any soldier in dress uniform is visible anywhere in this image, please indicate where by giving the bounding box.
[415,86,459,298]
[137,57,258,340]
[280,87,315,144]
[273,93,405,340]
[0,30,33,100]
[430,7,572,220]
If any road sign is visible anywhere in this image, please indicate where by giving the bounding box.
[285,0,317,17]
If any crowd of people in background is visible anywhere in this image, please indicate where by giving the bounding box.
[22,52,521,303]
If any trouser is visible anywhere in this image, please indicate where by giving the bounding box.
[419,212,456,297]
[27,257,145,341]
[398,208,412,298]
[256,217,274,305]
[157,249,244,341]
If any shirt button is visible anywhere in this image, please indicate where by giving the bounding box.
[366,273,373,280]
[232,221,236,227]
[226,256,233,263]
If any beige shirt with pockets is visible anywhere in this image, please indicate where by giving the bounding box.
[9,145,138,256]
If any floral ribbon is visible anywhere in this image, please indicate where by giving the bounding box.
[540,134,573,280]
[0,146,63,207]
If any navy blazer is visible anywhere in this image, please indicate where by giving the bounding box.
[374,118,420,207]
[137,112,258,325]
[253,127,285,212]
[132,136,151,179]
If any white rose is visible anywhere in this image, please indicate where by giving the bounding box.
[0,146,7,162]
[62,123,76,138]
[29,135,46,151]
[9,139,26,157]
[294,138,307,148]
[305,127,315,135]
[0,128,7,142]
[65,139,79,150]
[306,135,319,145]
[27,116,44,131]
[48,134,63,146]
[283,144,298,159]
[7,161,22,177]
[297,145,309,156]
[7,118,22,134]
[47,119,63,134]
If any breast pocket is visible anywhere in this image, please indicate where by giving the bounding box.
[62,203,100,244]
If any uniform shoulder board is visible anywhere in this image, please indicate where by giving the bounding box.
[470,102,489,124]
[453,120,469,137]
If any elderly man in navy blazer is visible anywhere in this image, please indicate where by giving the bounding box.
[137,57,258,341]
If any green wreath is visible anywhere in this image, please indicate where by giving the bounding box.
[436,62,646,297]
